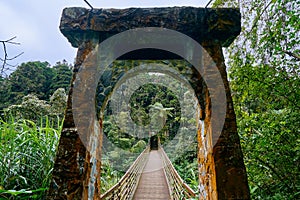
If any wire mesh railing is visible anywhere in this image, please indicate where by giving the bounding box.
[100,146,150,200]
[159,145,196,200]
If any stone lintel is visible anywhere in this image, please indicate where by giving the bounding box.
[60,7,241,50]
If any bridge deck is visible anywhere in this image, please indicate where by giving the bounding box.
[133,150,171,200]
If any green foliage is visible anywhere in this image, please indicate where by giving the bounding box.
[129,83,181,141]
[100,159,123,194]
[131,140,147,153]
[118,138,132,149]
[0,77,11,111]
[5,94,51,121]
[8,61,52,102]
[170,132,198,192]
[238,109,300,199]
[49,88,67,118]
[49,61,73,95]
[173,156,198,192]
[0,60,70,199]
[4,89,67,124]
[101,116,146,192]
[212,0,300,198]
[0,117,62,199]
[0,61,72,113]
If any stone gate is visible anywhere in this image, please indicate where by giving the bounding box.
[47,7,250,199]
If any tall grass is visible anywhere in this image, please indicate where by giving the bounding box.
[0,117,62,199]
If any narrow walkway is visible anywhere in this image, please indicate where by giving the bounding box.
[133,150,171,200]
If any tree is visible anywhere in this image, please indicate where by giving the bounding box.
[212,0,300,198]
[149,102,174,136]
[49,60,72,95]
[50,88,67,118]
[0,77,11,112]
[8,61,52,103]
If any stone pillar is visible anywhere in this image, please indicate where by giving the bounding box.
[199,44,250,199]
[47,40,102,200]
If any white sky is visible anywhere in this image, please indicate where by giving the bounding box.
[0,1,209,67]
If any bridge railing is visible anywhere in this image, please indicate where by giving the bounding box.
[100,146,150,200]
[159,146,196,199]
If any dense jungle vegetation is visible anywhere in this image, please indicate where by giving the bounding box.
[0,61,71,199]
[0,0,299,199]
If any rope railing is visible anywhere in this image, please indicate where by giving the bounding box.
[158,145,196,200]
[100,146,150,200]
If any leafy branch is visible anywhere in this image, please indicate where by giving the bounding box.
[255,156,292,190]
[282,50,300,61]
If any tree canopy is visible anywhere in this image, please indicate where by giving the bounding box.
[0,61,72,113]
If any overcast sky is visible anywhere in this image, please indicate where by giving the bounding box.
[0,0,209,67]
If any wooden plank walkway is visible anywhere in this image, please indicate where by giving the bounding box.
[133,150,171,200]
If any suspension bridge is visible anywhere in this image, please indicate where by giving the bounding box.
[101,143,196,200]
